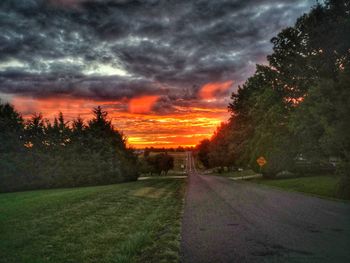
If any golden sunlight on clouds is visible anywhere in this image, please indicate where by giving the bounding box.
[11,96,228,148]
[199,80,233,100]
[117,112,226,148]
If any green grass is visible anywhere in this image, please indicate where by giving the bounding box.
[210,169,257,178]
[0,178,185,263]
[250,175,341,199]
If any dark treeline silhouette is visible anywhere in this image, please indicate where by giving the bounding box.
[196,0,350,198]
[0,104,138,192]
[140,152,175,176]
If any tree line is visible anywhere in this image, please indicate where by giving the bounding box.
[143,146,193,153]
[0,104,138,192]
[196,0,350,198]
[140,151,175,176]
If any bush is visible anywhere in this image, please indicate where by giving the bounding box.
[259,151,294,179]
[336,162,350,199]
[292,160,336,176]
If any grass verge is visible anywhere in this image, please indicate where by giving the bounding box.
[0,178,185,263]
[210,169,257,178]
[249,175,342,200]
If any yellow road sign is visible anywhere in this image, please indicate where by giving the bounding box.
[257,156,267,167]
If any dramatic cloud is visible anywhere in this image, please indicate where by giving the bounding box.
[129,95,160,114]
[199,81,234,100]
[0,0,316,147]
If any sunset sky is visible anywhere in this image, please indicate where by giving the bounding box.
[0,0,315,148]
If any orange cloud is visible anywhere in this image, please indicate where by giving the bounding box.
[199,80,233,99]
[128,95,159,114]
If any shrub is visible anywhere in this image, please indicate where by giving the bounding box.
[336,162,350,200]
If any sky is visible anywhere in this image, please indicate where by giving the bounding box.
[0,0,316,148]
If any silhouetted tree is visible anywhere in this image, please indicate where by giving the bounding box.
[201,0,350,194]
[196,139,211,168]
[0,104,139,192]
[0,102,25,191]
[145,153,174,175]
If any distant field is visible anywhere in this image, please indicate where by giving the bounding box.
[0,178,185,263]
[250,175,342,199]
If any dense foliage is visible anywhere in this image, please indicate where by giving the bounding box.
[0,104,138,192]
[197,0,350,198]
[140,152,175,176]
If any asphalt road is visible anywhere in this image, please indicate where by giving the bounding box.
[180,153,350,263]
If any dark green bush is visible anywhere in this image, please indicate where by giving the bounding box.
[336,162,350,200]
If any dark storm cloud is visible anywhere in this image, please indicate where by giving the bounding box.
[0,0,315,109]
[0,71,163,99]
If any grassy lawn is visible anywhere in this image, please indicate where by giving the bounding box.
[250,175,341,199]
[0,178,185,263]
[210,169,257,178]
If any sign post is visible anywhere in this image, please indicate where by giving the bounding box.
[256,156,267,174]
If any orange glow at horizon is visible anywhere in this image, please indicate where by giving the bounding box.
[11,96,229,148]
[199,80,233,100]
[128,95,159,114]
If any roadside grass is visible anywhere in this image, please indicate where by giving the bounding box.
[249,175,342,199]
[0,178,185,263]
[210,169,257,178]
[138,173,187,180]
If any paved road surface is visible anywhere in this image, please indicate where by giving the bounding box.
[180,153,350,263]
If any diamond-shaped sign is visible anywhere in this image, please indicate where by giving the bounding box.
[257,156,267,167]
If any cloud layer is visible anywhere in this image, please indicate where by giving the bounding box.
[0,0,315,146]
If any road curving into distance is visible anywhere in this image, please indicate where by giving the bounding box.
[180,152,350,263]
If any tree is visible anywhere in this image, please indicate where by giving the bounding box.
[201,0,350,183]
[196,139,211,168]
[145,153,174,175]
[208,122,236,170]
[0,104,139,192]
[0,102,25,191]
[159,153,174,175]
[292,68,350,197]
[85,106,137,183]
[0,101,23,153]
